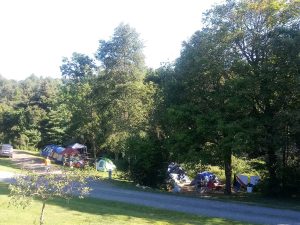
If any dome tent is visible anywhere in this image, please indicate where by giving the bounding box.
[41,144,65,158]
[96,158,116,172]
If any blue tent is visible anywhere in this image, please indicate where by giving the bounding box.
[41,145,65,160]
[190,171,216,186]
[41,144,56,157]
[51,146,65,162]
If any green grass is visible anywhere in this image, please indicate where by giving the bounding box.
[0,183,252,225]
[204,191,300,211]
[0,157,22,173]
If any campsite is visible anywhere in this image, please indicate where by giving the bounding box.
[0,0,300,224]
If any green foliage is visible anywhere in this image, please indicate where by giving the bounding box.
[93,23,156,159]
[232,156,265,177]
[60,52,96,81]
[158,0,300,195]
[95,23,145,82]
[127,134,168,188]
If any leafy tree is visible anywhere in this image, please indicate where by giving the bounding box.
[160,0,300,195]
[60,51,101,164]
[203,0,300,195]
[127,132,169,188]
[95,23,145,83]
[94,24,155,160]
[60,52,97,81]
[9,169,92,225]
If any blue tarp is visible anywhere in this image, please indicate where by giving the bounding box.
[41,144,64,157]
[41,144,55,157]
[52,146,65,154]
[190,171,216,186]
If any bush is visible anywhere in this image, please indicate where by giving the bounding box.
[127,135,168,188]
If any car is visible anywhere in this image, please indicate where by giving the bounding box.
[0,144,13,158]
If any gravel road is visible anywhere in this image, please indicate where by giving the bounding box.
[1,150,300,225]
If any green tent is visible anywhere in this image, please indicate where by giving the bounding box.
[96,158,116,172]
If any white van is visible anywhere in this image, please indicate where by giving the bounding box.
[0,144,13,158]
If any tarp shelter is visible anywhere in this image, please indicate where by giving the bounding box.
[167,163,191,185]
[96,158,116,172]
[61,147,80,156]
[67,143,88,155]
[190,171,217,186]
[236,174,260,187]
[236,174,249,188]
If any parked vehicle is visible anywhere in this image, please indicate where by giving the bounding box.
[0,144,13,158]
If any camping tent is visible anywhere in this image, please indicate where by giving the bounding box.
[167,163,191,184]
[96,158,116,172]
[41,144,55,157]
[190,171,217,186]
[50,146,65,162]
[41,144,64,158]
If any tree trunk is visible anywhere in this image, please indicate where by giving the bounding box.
[224,151,232,195]
[267,145,278,195]
[40,201,46,225]
[265,124,279,196]
[92,137,97,170]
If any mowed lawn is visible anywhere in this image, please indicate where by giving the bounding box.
[0,183,253,225]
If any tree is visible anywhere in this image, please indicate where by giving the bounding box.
[94,24,155,159]
[60,51,100,163]
[60,52,97,81]
[161,0,299,195]
[203,0,300,195]
[9,169,92,225]
[95,23,145,83]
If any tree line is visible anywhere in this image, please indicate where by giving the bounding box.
[0,0,299,196]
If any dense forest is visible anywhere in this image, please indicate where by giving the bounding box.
[0,0,299,196]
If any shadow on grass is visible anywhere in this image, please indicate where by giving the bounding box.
[13,150,40,157]
[46,196,248,225]
[0,183,9,195]
[0,181,249,225]
[0,157,22,171]
[217,192,300,211]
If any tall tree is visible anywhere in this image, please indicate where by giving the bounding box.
[94,24,154,160]
[60,52,96,81]
[95,23,145,83]
[204,0,300,195]
[60,52,100,162]
[167,0,300,195]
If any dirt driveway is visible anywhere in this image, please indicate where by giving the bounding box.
[11,150,61,173]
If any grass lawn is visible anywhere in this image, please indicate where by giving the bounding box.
[0,183,252,225]
[0,157,22,173]
[201,191,300,211]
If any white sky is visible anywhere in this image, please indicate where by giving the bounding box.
[0,0,222,80]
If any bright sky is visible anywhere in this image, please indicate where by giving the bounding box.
[0,0,222,80]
